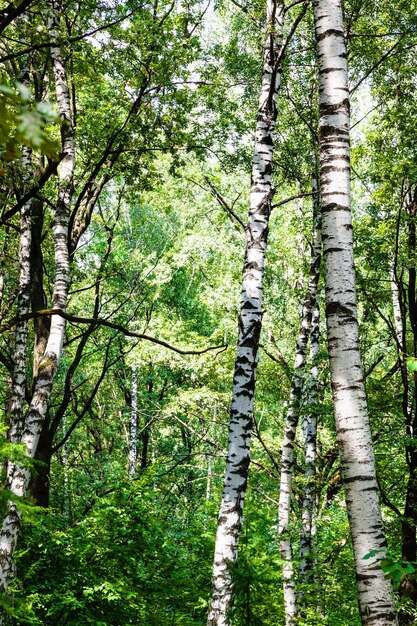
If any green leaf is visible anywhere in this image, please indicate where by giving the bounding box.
[406,358,417,372]
[362,549,380,560]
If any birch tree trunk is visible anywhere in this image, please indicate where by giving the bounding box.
[0,146,34,606]
[7,56,33,448]
[8,145,32,450]
[313,1,397,623]
[298,297,320,587]
[0,58,34,604]
[0,4,74,597]
[129,365,138,476]
[278,175,322,626]
[207,2,284,624]
[390,259,404,351]
[298,170,322,597]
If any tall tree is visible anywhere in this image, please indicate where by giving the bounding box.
[207,1,285,623]
[313,0,397,624]
[278,170,321,625]
[128,365,138,476]
[0,1,74,597]
[298,164,321,600]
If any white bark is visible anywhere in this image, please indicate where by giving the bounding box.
[0,146,34,605]
[207,3,284,625]
[8,61,33,449]
[0,4,74,595]
[299,168,321,591]
[390,259,403,351]
[313,1,397,624]
[128,365,138,476]
[298,302,320,575]
[206,404,216,503]
[279,175,322,625]
[0,61,34,602]
[8,145,32,448]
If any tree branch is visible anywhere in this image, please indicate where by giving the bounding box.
[259,343,291,380]
[0,0,34,36]
[275,1,308,69]
[0,155,64,226]
[1,309,227,356]
[350,39,402,94]
[203,177,245,229]
[0,9,136,64]
[271,190,317,209]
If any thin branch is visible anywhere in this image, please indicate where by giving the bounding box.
[203,177,245,229]
[0,0,34,36]
[253,418,280,474]
[275,1,308,69]
[52,346,124,452]
[349,31,405,38]
[377,475,402,518]
[271,190,317,209]
[229,0,259,26]
[0,155,64,226]
[361,285,402,353]
[169,414,219,449]
[364,353,386,378]
[285,88,318,140]
[284,0,306,11]
[0,9,136,64]
[350,39,401,94]
[1,309,227,356]
[350,104,380,130]
[259,343,292,380]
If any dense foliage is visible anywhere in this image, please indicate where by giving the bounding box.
[1,0,417,624]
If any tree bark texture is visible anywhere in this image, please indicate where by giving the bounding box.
[298,169,322,595]
[0,60,34,603]
[129,365,138,476]
[0,146,33,608]
[8,145,32,449]
[313,1,398,624]
[278,170,322,626]
[390,259,404,352]
[207,2,284,624]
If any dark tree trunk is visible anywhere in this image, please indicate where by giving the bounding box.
[29,421,52,507]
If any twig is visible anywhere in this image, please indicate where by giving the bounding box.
[204,177,245,229]
[271,190,317,209]
[259,344,292,380]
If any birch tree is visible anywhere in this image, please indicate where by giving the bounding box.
[278,169,321,625]
[128,365,138,476]
[313,0,397,623]
[0,2,74,596]
[207,2,285,624]
[298,166,321,596]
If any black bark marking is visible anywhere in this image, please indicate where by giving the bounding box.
[316,28,344,42]
[321,202,350,213]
